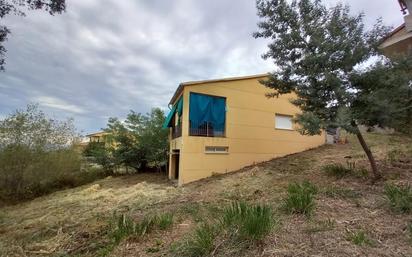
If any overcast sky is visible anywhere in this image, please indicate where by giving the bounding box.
[0,0,404,134]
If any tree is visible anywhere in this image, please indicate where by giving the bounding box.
[254,0,395,179]
[104,108,169,172]
[0,104,80,198]
[0,0,66,70]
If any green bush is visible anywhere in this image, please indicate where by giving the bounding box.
[222,201,273,241]
[346,230,373,246]
[384,184,412,213]
[282,181,317,216]
[0,104,105,202]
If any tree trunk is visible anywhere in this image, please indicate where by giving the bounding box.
[352,123,381,180]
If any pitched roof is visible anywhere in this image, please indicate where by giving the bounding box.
[168,73,269,105]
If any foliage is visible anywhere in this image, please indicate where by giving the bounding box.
[105,108,168,172]
[0,104,98,201]
[222,201,273,241]
[0,0,66,70]
[253,0,409,179]
[83,142,115,174]
[282,181,317,216]
[347,230,373,246]
[384,184,412,214]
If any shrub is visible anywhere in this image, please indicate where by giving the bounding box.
[384,184,412,213]
[0,104,104,201]
[222,201,273,241]
[282,181,317,216]
[347,230,373,246]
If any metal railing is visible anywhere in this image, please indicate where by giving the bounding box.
[172,125,182,139]
[189,121,225,137]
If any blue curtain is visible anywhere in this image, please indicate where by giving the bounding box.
[189,93,226,131]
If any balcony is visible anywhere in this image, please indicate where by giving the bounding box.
[172,124,182,139]
[189,121,225,137]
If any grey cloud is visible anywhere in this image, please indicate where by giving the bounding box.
[0,0,404,133]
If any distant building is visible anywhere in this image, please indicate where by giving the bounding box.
[379,0,412,56]
[86,131,110,144]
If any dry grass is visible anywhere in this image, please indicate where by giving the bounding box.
[1,132,412,257]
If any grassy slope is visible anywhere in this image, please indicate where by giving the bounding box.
[0,133,411,257]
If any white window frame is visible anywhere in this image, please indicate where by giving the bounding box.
[205,146,229,154]
[275,114,294,130]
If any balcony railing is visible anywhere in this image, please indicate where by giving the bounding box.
[172,125,182,139]
[189,121,225,137]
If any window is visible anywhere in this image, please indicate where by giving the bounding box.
[189,93,226,137]
[275,114,293,130]
[205,146,229,154]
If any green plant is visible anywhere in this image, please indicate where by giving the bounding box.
[384,184,412,213]
[157,213,174,230]
[322,163,352,178]
[282,181,317,216]
[180,223,216,257]
[347,230,373,246]
[322,186,361,199]
[222,201,273,241]
[407,222,412,243]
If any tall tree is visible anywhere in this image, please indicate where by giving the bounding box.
[254,0,394,179]
[103,108,169,172]
[0,0,66,70]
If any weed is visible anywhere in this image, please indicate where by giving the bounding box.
[322,186,361,199]
[384,184,412,213]
[322,163,352,178]
[408,222,412,243]
[282,181,317,216]
[387,148,405,163]
[305,218,336,233]
[222,201,273,241]
[157,213,174,230]
[179,223,216,257]
[347,230,373,246]
[110,213,137,243]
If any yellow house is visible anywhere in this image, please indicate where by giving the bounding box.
[163,74,325,185]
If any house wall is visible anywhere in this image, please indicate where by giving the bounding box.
[380,26,412,57]
[169,76,325,185]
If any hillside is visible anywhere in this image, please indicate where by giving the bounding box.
[1,133,411,257]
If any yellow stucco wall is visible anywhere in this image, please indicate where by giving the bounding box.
[168,75,325,185]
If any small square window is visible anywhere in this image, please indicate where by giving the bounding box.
[275,114,293,130]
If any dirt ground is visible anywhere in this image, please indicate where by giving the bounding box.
[0,133,411,257]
